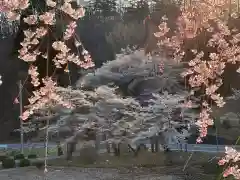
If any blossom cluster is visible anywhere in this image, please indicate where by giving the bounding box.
[20,77,73,120]
[218,146,240,179]
[0,74,2,85]
[154,16,185,62]
[0,0,29,21]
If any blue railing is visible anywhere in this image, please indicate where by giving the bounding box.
[0,142,239,153]
[0,144,7,148]
[0,143,57,149]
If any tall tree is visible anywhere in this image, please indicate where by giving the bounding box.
[123,0,150,22]
[33,85,195,153]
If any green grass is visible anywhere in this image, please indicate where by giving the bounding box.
[48,150,217,168]
[47,150,220,179]
[0,146,58,158]
[22,146,58,157]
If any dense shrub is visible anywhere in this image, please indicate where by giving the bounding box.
[2,158,15,168]
[28,154,37,159]
[8,150,20,157]
[57,146,63,156]
[222,120,231,129]
[32,161,44,169]
[19,159,30,167]
[0,155,7,162]
[14,154,25,160]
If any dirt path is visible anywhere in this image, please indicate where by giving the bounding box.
[0,167,181,180]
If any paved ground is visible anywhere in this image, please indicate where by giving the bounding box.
[0,167,180,180]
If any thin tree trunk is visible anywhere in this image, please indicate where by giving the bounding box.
[112,142,120,156]
[106,142,111,153]
[57,142,63,156]
[155,136,159,152]
[127,144,138,156]
[95,131,101,153]
[150,137,155,153]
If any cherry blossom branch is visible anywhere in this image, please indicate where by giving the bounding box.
[1,0,95,121]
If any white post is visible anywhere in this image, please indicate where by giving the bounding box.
[19,80,24,154]
[44,118,49,173]
[95,130,100,153]
[216,127,219,152]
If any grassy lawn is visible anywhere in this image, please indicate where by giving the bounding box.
[22,146,58,157]
[49,151,219,168]
[48,151,216,168]
[48,149,224,179]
